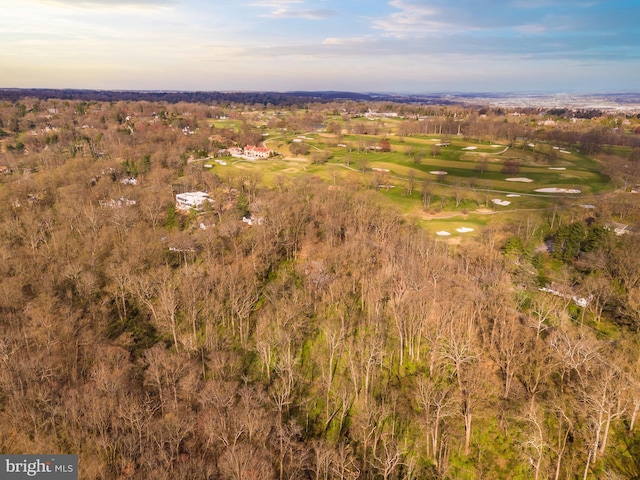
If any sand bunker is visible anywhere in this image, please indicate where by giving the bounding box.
[436,231,451,236]
[462,146,478,150]
[548,167,566,170]
[505,177,534,183]
[560,150,571,154]
[492,199,511,206]
[456,227,474,233]
[535,188,581,194]
[430,171,448,175]
[506,194,521,198]
[491,145,503,148]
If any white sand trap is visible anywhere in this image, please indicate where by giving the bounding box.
[462,146,478,150]
[430,171,448,175]
[372,168,390,172]
[581,204,596,209]
[506,194,521,197]
[492,199,511,206]
[535,188,581,194]
[456,227,474,233]
[548,167,566,170]
[560,150,571,154]
[506,177,534,183]
[553,146,560,150]
[436,231,451,236]
[528,143,536,147]
[491,145,503,148]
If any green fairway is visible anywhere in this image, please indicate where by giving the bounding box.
[207,126,613,236]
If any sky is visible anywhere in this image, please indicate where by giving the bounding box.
[1,0,639,93]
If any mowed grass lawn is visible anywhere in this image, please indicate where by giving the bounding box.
[307,133,609,194]
[322,154,604,195]
[204,131,611,235]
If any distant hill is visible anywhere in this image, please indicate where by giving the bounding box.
[2,88,638,110]
[0,88,455,106]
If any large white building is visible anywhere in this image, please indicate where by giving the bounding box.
[175,191,212,212]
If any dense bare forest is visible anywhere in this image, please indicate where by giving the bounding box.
[1,97,640,479]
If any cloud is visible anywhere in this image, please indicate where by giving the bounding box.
[322,37,370,46]
[29,0,176,9]
[373,0,640,36]
[8,0,637,92]
[372,0,450,35]
[371,0,588,36]
[251,0,303,5]
[267,8,337,19]
[510,0,602,7]
[253,0,337,19]
[230,25,640,66]
[366,0,640,65]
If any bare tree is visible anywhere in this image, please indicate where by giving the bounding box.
[580,274,613,324]
[440,317,478,456]
[416,378,457,471]
[520,404,550,480]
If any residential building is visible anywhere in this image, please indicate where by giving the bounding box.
[175,191,212,212]
[244,145,272,159]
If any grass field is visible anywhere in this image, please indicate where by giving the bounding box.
[202,128,612,236]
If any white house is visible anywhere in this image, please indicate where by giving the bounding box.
[175,191,212,212]
[242,215,264,226]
